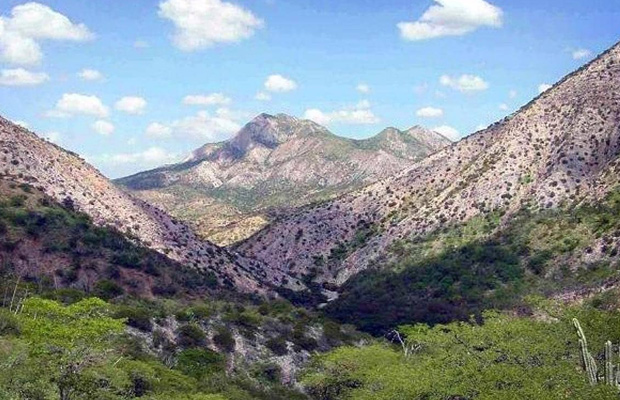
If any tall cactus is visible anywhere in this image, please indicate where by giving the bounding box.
[573,318,598,385]
[605,340,614,386]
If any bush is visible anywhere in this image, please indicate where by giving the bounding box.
[176,348,225,379]
[178,324,207,348]
[213,326,235,353]
[93,280,124,300]
[266,336,289,356]
[0,309,20,336]
[114,306,153,332]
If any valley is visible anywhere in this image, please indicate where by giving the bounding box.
[0,1,619,398]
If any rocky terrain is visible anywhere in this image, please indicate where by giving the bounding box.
[0,117,292,293]
[116,114,450,245]
[237,41,620,290]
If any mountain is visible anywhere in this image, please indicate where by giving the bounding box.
[116,114,451,245]
[236,41,620,306]
[0,116,290,293]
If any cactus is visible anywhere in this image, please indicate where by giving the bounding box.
[574,318,598,385]
[605,340,614,386]
[573,318,620,388]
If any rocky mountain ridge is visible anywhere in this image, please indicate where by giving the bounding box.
[236,40,620,289]
[0,117,290,293]
[117,114,451,245]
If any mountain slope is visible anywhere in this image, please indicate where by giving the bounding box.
[237,40,620,291]
[0,117,288,293]
[116,114,451,245]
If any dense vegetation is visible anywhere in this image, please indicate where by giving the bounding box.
[304,300,620,399]
[0,179,220,298]
[326,190,620,334]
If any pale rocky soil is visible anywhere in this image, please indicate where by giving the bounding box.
[237,41,620,288]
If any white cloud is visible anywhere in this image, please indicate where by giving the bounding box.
[92,120,115,136]
[158,0,264,51]
[264,74,297,93]
[0,3,93,65]
[0,68,48,86]
[94,147,181,166]
[183,93,231,106]
[499,103,509,111]
[43,131,61,143]
[78,68,103,81]
[440,74,489,92]
[433,125,460,140]
[538,83,552,94]
[398,0,503,41]
[255,91,271,101]
[303,101,380,126]
[13,120,29,129]
[47,93,109,118]
[115,96,147,115]
[145,122,173,139]
[146,110,241,142]
[572,48,592,60]
[509,89,517,99]
[356,83,370,94]
[416,106,444,118]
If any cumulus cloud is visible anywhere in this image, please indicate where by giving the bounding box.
[255,91,271,101]
[538,83,552,94]
[47,93,109,118]
[12,120,29,129]
[92,120,115,136]
[264,74,297,93]
[183,93,231,106]
[440,74,489,92]
[0,68,48,86]
[303,101,380,126]
[356,83,370,94]
[115,96,147,115]
[146,109,242,142]
[398,0,503,41]
[158,0,264,51]
[499,103,509,111]
[572,48,592,60]
[94,147,181,166]
[78,68,103,81]
[43,131,61,143]
[509,89,517,99]
[433,125,460,140]
[0,2,93,65]
[416,106,444,118]
[145,122,173,139]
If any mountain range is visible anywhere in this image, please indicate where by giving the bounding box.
[116,114,451,245]
[235,41,620,298]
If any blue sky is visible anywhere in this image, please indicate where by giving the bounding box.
[0,0,619,178]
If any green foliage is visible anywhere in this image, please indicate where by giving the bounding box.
[178,323,208,348]
[213,326,235,353]
[304,307,620,400]
[176,348,225,379]
[114,305,154,331]
[0,309,20,336]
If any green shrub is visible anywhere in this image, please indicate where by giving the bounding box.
[178,324,207,348]
[114,306,153,332]
[0,309,20,336]
[266,336,289,356]
[213,326,235,353]
[93,280,124,300]
[176,348,225,379]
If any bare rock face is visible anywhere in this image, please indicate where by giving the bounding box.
[237,40,620,287]
[115,114,451,245]
[0,118,291,293]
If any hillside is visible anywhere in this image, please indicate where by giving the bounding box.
[116,114,450,245]
[236,41,620,306]
[0,117,291,293]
